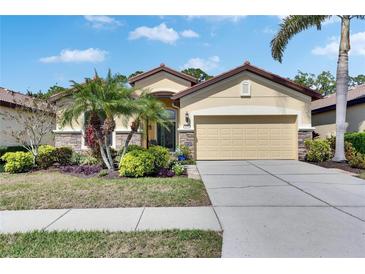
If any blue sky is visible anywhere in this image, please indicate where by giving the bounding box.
[0,15,364,93]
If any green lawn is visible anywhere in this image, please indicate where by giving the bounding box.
[0,171,210,210]
[0,230,222,258]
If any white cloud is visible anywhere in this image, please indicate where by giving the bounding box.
[312,32,365,57]
[40,48,107,63]
[129,23,199,44]
[186,16,245,23]
[180,29,199,38]
[129,23,179,44]
[84,15,122,29]
[182,56,220,71]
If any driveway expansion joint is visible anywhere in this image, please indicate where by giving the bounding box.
[247,161,365,223]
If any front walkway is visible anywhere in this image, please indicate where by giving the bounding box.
[0,207,221,233]
[198,160,365,258]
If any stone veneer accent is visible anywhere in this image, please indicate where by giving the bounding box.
[115,132,142,150]
[178,130,195,159]
[55,132,82,151]
[298,130,313,160]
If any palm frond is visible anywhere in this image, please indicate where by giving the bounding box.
[271,15,331,62]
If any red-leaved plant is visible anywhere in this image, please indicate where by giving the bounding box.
[85,125,100,158]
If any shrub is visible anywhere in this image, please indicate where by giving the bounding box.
[349,152,365,169]
[326,135,359,161]
[305,139,332,162]
[172,162,185,176]
[148,145,170,171]
[36,145,57,169]
[70,152,82,165]
[1,151,33,173]
[54,147,73,165]
[119,150,155,177]
[0,146,28,159]
[345,132,365,154]
[157,167,175,177]
[345,142,357,162]
[79,155,100,165]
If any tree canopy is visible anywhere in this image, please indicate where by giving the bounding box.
[128,71,144,79]
[292,70,365,95]
[181,68,213,82]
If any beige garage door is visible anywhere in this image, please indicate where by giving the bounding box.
[195,115,297,160]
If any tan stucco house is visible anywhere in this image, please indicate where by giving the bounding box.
[0,87,55,147]
[312,84,365,137]
[51,61,321,160]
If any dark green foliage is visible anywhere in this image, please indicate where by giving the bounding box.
[128,70,144,79]
[181,68,213,82]
[292,70,365,95]
[54,147,73,165]
[26,85,67,99]
[345,132,365,154]
[0,146,28,159]
[36,145,57,169]
[148,145,170,171]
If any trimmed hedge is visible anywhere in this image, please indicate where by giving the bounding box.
[148,145,170,171]
[0,146,28,159]
[345,132,365,154]
[1,151,33,173]
[119,150,155,177]
[304,139,332,162]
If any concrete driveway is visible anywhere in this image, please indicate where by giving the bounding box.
[197,160,365,257]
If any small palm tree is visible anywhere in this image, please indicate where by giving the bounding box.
[120,91,171,158]
[61,70,135,170]
[271,15,364,162]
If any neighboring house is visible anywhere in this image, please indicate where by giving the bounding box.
[51,61,321,160]
[312,84,365,137]
[0,87,55,147]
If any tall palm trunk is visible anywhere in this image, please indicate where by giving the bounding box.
[121,120,140,159]
[103,117,116,170]
[333,16,350,162]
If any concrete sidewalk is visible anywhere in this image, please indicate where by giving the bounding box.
[0,207,221,233]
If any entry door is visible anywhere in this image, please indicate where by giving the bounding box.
[157,122,176,151]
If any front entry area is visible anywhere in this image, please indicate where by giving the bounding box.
[195,115,298,160]
[156,109,176,151]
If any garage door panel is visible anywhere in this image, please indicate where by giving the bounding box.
[195,115,297,160]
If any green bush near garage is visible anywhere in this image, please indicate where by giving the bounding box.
[345,132,365,154]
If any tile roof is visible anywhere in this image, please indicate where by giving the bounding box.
[311,84,365,111]
[171,61,322,101]
[0,87,53,112]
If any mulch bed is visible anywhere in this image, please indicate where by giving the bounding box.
[312,161,364,174]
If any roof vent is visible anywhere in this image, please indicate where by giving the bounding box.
[240,80,251,97]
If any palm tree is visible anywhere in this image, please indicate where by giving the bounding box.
[271,15,364,162]
[60,70,135,170]
[120,91,171,158]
